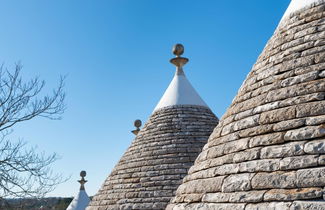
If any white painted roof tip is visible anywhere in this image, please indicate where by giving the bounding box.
[66,190,90,210]
[153,69,208,112]
[281,0,323,22]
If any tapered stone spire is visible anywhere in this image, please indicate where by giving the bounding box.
[167,1,325,209]
[87,45,218,210]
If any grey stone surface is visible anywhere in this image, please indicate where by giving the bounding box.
[273,119,305,132]
[260,141,305,159]
[201,193,230,203]
[296,167,325,187]
[290,201,325,210]
[168,203,246,210]
[233,147,261,163]
[169,3,325,208]
[305,139,325,154]
[264,188,323,201]
[249,132,284,147]
[260,106,296,124]
[239,159,280,173]
[280,155,318,170]
[245,202,291,210]
[306,115,325,125]
[87,105,218,210]
[320,70,325,77]
[251,171,296,189]
[201,190,266,203]
[284,125,325,141]
[222,173,254,193]
[228,191,265,203]
[177,176,225,194]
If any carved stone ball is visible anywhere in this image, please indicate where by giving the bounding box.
[134,119,142,128]
[173,44,184,56]
[80,170,87,177]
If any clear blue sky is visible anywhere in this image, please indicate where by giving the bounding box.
[0,0,290,197]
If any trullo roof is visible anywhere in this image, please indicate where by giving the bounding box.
[86,44,219,210]
[67,171,90,210]
[167,1,325,209]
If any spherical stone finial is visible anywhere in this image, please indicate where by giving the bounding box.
[132,119,142,135]
[78,171,87,190]
[173,44,184,57]
[134,119,142,128]
[170,44,188,69]
[80,170,86,178]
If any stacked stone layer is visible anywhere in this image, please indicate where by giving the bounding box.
[87,105,218,210]
[168,2,325,210]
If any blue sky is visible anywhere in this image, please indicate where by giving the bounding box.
[0,0,290,197]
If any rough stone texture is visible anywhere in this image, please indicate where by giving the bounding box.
[291,201,325,210]
[167,203,246,210]
[202,191,265,203]
[264,188,323,201]
[280,155,318,170]
[87,105,218,210]
[168,2,325,209]
[251,171,296,189]
[284,125,325,141]
[222,173,254,193]
[304,139,325,154]
[246,202,291,210]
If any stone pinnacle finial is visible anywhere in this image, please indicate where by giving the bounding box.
[131,119,142,135]
[78,170,87,191]
[170,44,189,75]
[173,44,184,57]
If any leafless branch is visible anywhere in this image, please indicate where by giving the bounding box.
[0,64,67,199]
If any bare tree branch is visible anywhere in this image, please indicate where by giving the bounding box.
[0,64,67,199]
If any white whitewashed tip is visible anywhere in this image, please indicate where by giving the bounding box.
[153,71,208,112]
[66,190,90,210]
[281,0,322,22]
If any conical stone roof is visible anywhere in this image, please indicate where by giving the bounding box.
[167,1,325,210]
[87,44,219,210]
